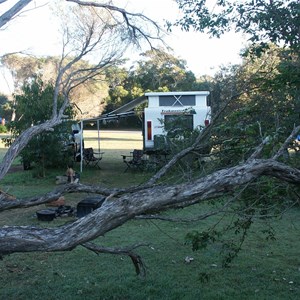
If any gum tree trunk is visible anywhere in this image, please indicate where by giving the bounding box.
[0,158,299,256]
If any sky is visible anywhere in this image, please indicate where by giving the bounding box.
[0,0,247,94]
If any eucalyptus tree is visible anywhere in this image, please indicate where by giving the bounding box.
[133,48,198,91]
[2,54,109,119]
[0,1,162,179]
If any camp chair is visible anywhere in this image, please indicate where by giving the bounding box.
[122,149,145,172]
[83,148,104,169]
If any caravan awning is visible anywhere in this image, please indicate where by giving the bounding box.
[81,96,148,123]
[106,96,147,116]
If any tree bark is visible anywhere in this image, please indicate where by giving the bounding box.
[0,158,299,256]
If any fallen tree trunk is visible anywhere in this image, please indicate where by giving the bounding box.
[0,158,299,256]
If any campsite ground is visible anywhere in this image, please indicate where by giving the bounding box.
[0,130,299,299]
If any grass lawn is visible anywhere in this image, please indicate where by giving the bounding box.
[0,130,299,300]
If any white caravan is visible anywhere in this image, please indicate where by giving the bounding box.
[143,91,211,154]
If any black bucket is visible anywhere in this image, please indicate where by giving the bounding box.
[76,196,105,218]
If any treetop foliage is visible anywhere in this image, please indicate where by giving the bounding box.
[172,0,300,50]
[104,48,207,115]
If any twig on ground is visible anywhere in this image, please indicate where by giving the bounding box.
[82,242,149,277]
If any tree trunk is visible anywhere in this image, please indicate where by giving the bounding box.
[0,158,299,256]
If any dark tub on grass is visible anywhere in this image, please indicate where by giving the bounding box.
[76,196,105,218]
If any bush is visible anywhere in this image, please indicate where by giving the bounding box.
[9,77,75,177]
[0,124,7,133]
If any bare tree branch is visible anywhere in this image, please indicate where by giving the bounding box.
[272,125,300,160]
[246,136,271,161]
[0,0,32,28]
[66,0,163,47]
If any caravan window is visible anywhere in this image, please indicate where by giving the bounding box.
[159,95,196,107]
[164,115,193,137]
